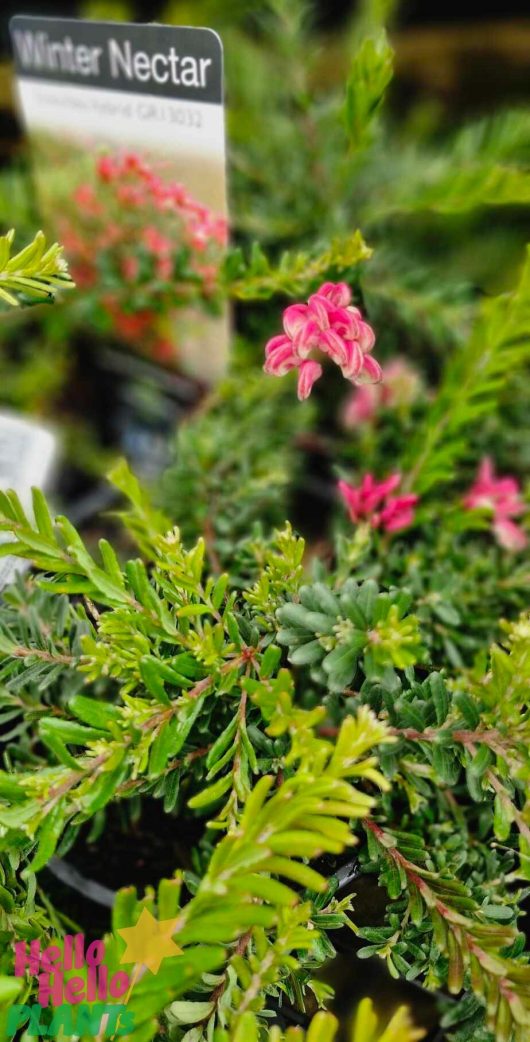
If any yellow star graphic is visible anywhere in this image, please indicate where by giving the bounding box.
[117,907,183,975]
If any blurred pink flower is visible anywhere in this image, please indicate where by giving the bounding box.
[264,283,381,400]
[156,256,174,280]
[338,473,418,533]
[73,183,102,217]
[143,225,172,256]
[379,496,418,533]
[343,357,423,428]
[96,155,118,182]
[493,518,528,552]
[116,184,144,207]
[121,255,140,281]
[463,457,527,551]
[463,458,523,516]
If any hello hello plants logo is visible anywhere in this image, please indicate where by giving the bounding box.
[7,908,183,1037]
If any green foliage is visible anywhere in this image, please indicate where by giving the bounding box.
[0,853,55,968]
[326,610,530,1041]
[216,997,424,1041]
[362,537,529,669]
[369,106,530,219]
[1,460,530,1040]
[0,310,72,413]
[244,523,306,620]
[401,248,530,494]
[0,576,90,753]
[349,1000,425,1042]
[0,478,382,843]
[226,233,371,301]
[0,976,24,1042]
[363,821,530,1042]
[161,373,313,565]
[344,30,393,153]
[277,579,423,692]
[0,230,74,308]
[386,163,530,216]
[0,481,389,1036]
[220,0,530,364]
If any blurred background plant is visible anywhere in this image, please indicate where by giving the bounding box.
[46,144,228,364]
[1,0,530,496]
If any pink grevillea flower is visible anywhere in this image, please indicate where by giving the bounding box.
[463,457,527,551]
[343,357,423,428]
[264,282,381,401]
[493,518,528,552]
[463,458,523,516]
[338,473,418,534]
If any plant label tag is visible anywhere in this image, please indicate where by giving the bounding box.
[10,15,229,384]
[0,412,57,589]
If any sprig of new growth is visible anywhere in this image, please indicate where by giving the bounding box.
[0,230,74,308]
[218,997,424,1041]
[225,232,371,300]
[344,29,393,153]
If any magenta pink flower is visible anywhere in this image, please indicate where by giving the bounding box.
[338,473,418,533]
[298,360,323,399]
[264,282,381,400]
[463,457,527,551]
[379,496,418,533]
[463,458,523,516]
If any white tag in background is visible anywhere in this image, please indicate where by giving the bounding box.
[0,412,57,589]
[10,16,229,384]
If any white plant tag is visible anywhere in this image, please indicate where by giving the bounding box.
[0,412,56,589]
[10,15,229,383]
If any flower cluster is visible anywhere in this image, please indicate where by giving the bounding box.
[97,153,227,252]
[58,150,228,364]
[339,473,418,533]
[264,282,381,400]
[463,457,527,551]
[343,356,423,427]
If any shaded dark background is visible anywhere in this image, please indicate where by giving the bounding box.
[2,2,529,119]
[2,1,530,47]
[1,0,530,31]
